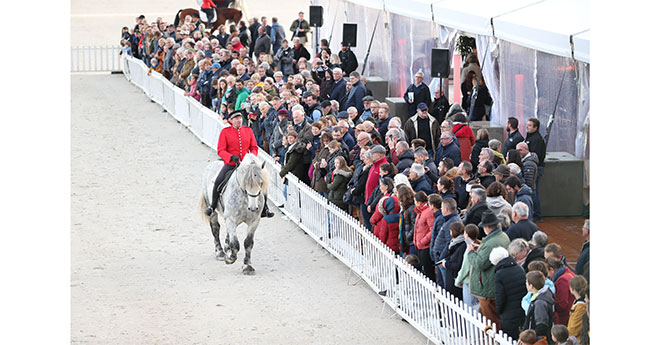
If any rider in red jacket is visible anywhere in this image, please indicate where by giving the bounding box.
[201,0,216,24]
[206,110,273,217]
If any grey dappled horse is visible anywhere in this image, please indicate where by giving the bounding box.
[200,153,269,275]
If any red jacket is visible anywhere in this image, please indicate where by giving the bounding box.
[553,268,576,326]
[216,125,258,166]
[202,0,216,9]
[370,194,400,252]
[453,123,475,161]
[413,204,434,250]
[365,156,388,205]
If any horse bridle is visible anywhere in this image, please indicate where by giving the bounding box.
[246,190,262,198]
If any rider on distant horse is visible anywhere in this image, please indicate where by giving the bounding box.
[201,0,216,24]
[206,110,274,218]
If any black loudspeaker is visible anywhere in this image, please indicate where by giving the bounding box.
[431,48,450,78]
[342,23,357,47]
[309,6,323,27]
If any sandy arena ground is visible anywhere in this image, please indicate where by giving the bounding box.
[70,73,429,344]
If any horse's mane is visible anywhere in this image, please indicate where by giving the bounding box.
[236,154,269,194]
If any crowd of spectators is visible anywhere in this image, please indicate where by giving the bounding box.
[123,11,589,344]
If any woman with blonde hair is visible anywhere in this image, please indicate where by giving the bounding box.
[327,155,353,211]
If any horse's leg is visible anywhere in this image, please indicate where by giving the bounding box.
[242,222,258,275]
[224,219,240,265]
[210,213,225,260]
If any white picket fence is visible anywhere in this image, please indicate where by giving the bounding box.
[71,45,123,72]
[119,54,516,345]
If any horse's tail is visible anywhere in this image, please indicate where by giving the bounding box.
[200,194,210,223]
[174,10,182,28]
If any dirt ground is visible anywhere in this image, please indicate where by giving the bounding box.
[70,73,428,344]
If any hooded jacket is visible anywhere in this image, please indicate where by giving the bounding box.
[327,168,353,208]
[521,152,539,190]
[370,194,401,252]
[515,185,535,216]
[413,204,434,250]
[487,196,513,223]
[494,256,527,336]
[524,285,555,340]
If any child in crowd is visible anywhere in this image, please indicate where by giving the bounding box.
[551,324,579,345]
[454,223,480,312]
[185,74,200,101]
[518,329,549,345]
[567,275,588,343]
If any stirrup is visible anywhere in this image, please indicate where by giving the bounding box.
[205,207,213,216]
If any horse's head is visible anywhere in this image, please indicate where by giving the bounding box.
[240,155,269,213]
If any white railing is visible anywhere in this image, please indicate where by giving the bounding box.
[119,54,516,345]
[71,45,123,72]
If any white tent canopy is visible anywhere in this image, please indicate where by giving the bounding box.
[491,0,589,62]
[342,0,590,63]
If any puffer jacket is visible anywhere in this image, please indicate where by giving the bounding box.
[400,204,416,251]
[521,152,539,190]
[494,255,528,338]
[467,227,511,298]
[370,194,401,252]
[327,168,353,208]
[413,204,434,250]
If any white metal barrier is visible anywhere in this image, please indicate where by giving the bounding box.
[119,54,516,345]
[71,45,123,72]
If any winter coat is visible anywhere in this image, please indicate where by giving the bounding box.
[470,138,489,169]
[370,194,401,252]
[253,33,271,57]
[413,204,434,250]
[521,152,539,190]
[434,140,462,167]
[568,298,587,342]
[462,201,489,236]
[396,149,415,172]
[503,130,524,157]
[468,84,492,121]
[216,125,259,166]
[487,196,513,224]
[365,157,388,205]
[400,204,416,250]
[403,114,442,152]
[338,48,358,75]
[292,119,314,144]
[576,241,590,277]
[350,163,370,205]
[327,168,353,208]
[403,82,432,117]
[552,267,576,326]
[410,175,434,195]
[311,146,331,194]
[523,285,555,340]
[279,141,312,185]
[522,247,546,272]
[432,212,460,264]
[506,218,539,242]
[430,94,450,123]
[444,235,466,299]
[453,175,474,210]
[345,80,367,114]
[525,131,546,167]
[494,256,527,338]
[467,227,511,298]
[515,185,535,217]
[329,78,346,103]
[453,123,475,162]
[274,46,295,76]
[269,118,288,155]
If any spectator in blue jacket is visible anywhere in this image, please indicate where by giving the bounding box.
[435,131,462,167]
[408,163,434,195]
[504,176,535,217]
[431,198,461,289]
[344,71,367,114]
[329,68,346,103]
[505,202,540,241]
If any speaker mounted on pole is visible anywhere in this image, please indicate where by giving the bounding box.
[342,23,357,47]
[309,6,323,27]
[431,48,450,78]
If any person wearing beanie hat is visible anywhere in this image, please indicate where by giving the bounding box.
[493,164,511,183]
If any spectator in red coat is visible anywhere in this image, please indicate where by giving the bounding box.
[451,113,475,162]
[370,177,400,253]
[364,145,388,207]
[547,256,576,326]
[412,191,435,281]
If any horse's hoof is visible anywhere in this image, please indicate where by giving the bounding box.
[225,257,237,265]
[242,265,255,275]
[215,249,225,260]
